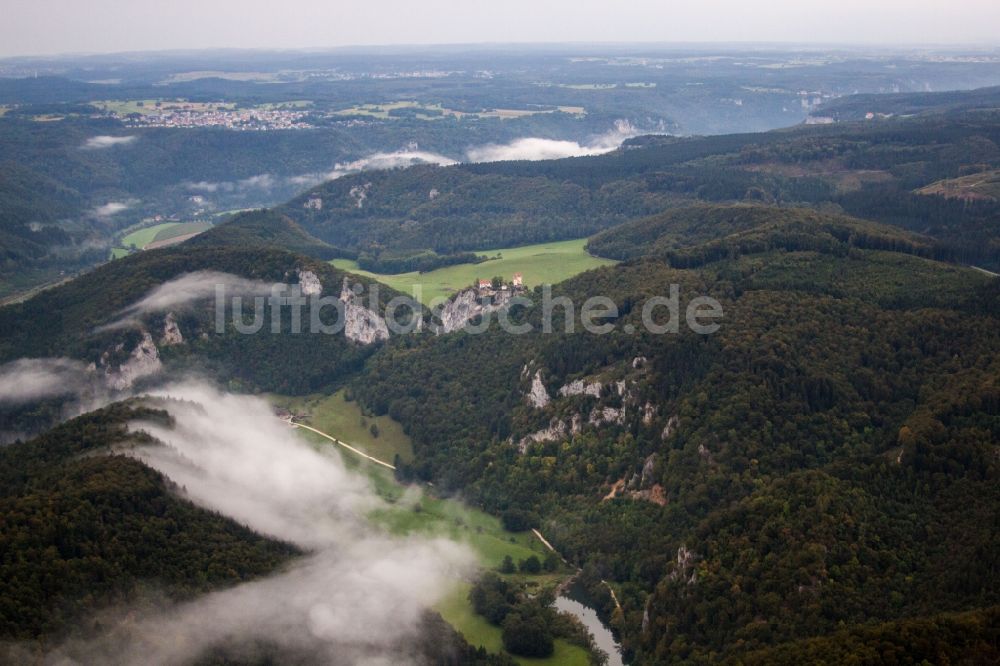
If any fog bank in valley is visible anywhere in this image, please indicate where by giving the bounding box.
[24,382,475,665]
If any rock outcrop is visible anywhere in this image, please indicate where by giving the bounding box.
[340,278,390,345]
[558,378,602,398]
[160,312,183,346]
[438,289,503,333]
[297,269,323,296]
[526,370,551,408]
[104,330,162,391]
[590,406,624,426]
[662,415,680,440]
[670,546,698,585]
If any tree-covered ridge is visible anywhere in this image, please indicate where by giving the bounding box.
[585,204,940,264]
[186,209,346,260]
[0,243,411,412]
[282,104,1000,270]
[348,228,999,662]
[0,401,298,639]
[730,605,1000,665]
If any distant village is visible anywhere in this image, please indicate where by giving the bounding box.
[121,107,312,131]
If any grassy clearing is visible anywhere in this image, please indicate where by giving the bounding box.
[121,223,182,249]
[332,238,616,305]
[435,586,590,666]
[273,389,414,464]
[151,221,213,243]
[119,221,211,251]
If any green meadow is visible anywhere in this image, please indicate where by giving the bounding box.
[331,238,616,305]
[112,221,213,258]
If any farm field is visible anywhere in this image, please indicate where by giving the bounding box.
[331,238,616,304]
[333,101,585,120]
[116,221,213,254]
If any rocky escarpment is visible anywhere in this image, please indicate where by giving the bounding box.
[102,330,163,391]
[437,289,505,334]
[296,269,323,296]
[160,312,183,346]
[525,369,551,408]
[516,414,584,453]
[558,378,602,398]
[340,278,390,345]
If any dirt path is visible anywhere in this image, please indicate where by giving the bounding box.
[291,420,396,470]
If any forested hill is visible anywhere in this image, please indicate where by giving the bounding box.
[0,401,298,639]
[810,84,1000,122]
[186,208,347,260]
[586,203,943,264]
[346,209,999,662]
[282,98,1000,270]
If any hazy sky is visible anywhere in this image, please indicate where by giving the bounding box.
[3,0,999,57]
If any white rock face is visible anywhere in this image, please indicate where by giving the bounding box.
[105,330,162,391]
[640,453,657,486]
[590,406,624,426]
[517,419,568,453]
[438,289,502,333]
[338,278,389,344]
[161,312,183,346]
[642,401,657,425]
[349,183,371,208]
[526,370,551,408]
[662,415,680,440]
[558,379,602,398]
[671,545,698,585]
[297,270,323,296]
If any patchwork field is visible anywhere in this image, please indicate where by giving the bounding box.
[332,238,616,304]
[117,221,213,253]
[93,99,236,115]
[333,101,585,120]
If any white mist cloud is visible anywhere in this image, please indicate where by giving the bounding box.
[323,149,456,181]
[466,120,640,162]
[83,135,137,149]
[101,270,277,331]
[0,357,92,404]
[92,200,133,218]
[26,381,474,665]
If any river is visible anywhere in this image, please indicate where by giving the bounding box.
[554,583,625,666]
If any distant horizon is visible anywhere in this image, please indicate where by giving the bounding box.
[3,0,1000,59]
[2,40,1000,63]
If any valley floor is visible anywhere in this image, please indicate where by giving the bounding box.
[331,238,616,304]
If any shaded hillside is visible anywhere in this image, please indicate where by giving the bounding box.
[811,85,1000,122]
[187,209,347,260]
[348,221,999,663]
[281,100,1000,270]
[0,244,405,401]
[586,204,942,267]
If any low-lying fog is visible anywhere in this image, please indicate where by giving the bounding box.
[22,381,475,665]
